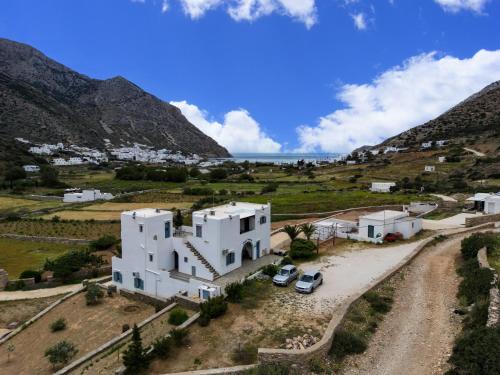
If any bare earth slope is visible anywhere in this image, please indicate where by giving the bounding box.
[341,236,465,375]
[0,38,230,157]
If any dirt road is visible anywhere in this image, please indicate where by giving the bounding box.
[341,236,465,375]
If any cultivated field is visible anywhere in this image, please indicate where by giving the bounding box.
[0,238,85,277]
[0,291,155,374]
[0,196,64,215]
[0,219,120,240]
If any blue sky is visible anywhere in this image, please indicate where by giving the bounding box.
[1,0,499,153]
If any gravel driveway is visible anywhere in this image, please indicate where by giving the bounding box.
[422,212,482,230]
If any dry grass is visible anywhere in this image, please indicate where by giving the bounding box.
[84,202,192,211]
[0,295,64,329]
[0,196,63,213]
[0,292,154,374]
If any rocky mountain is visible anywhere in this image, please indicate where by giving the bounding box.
[359,81,500,152]
[0,38,230,157]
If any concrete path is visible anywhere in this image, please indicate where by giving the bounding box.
[0,284,80,301]
[422,212,482,230]
[463,147,486,157]
[430,194,457,202]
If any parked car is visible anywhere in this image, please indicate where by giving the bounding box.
[295,270,323,294]
[272,265,298,286]
[384,232,403,242]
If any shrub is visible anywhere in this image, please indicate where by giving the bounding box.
[225,282,244,303]
[209,168,228,181]
[19,269,42,283]
[89,235,117,251]
[289,239,317,260]
[261,183,278,194]
[231,343,257,364]
[463,297,490,331]
[44,249,103,281]
[261,264,279,278]
[363,291,393,314]
[457,266,494,305]
[460,232,499,260]
[168,308,189,326]
[44,341,78,369]
[447,326,500,375]
[280,256,293,266]
[170,328,189,347]
[330,330,367,360]
[5,280,25,291]
[199,296,228,326]
[50,318,67,332]
[85,283,104,306]
[151,336,172,359]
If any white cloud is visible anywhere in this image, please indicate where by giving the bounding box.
[351,12,367,30]
[161,0,170,12]
[171,101,282,153]
[434,0,489,13]
[177,0,317,27]
[296,49,500,153]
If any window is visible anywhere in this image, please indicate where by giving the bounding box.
[191,266,196,277]
[184,257,188,263]
[139,224,143,233]
[149,253,153,262]
[226,252,235,266]
[240,216,255,234]
[196,225,203,238]
[113,271,122,283]
[164,221,171,238]
[368,225,375,238]
[260,216,267,224]
[134,277,144,290]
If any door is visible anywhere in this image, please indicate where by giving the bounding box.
[368,225,375,238]
[255,240,260,258]
[173,251,179,270]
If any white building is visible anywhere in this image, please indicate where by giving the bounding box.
[484,195,500,214]
[438,156,446,163]
[424,165,435,172]
[421,142,432,149]
[466,193,493,212]
[23,165,40,173]
[63,189,114,203]
[112,202,272,299]
[435,140,447,147]
[371,182,396,193]
[358,210,422,243]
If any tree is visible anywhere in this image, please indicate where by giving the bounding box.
[4,165,26,188]
[122,324,149,374]
[40,165,60,187]
[189,167,201,178]
[7,343,14,362]
[85,283,104,305]
[300,223,316,241]
[209,168,227,181]
[173,209,183,229]
[44,341,78,369]
[279,225,302,243]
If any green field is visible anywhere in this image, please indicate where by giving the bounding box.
[0,220,120,239]
[0,238,85,278]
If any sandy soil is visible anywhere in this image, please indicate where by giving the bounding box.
[340,236,465,375]
[422,213,482,230]
[0,295,62,329]
[0,292,154,374]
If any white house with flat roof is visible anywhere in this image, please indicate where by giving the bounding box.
[112,202,271,300]
[358,210,422,243]
[484,195,500,214]
[63,189,113,203]
[466,193,495,212]
[22,165,40,173]
[371,182,396,193]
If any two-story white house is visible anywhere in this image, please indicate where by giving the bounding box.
[112,202,271,300]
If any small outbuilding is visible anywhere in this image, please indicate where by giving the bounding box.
[370,182,396,193]
[22,165,40,173]
[466,193,494,212]
[358,210,422,243]
[484,195,500,215]
[63,189,113,203]
[424,165,435,172]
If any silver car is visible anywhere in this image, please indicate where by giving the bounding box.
[272,265,298,286]
[295,270,323,294]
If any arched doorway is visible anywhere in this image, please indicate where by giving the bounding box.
[241,241,253,263]
[173,251,179,271]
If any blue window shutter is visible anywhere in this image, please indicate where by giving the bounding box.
[165,221,171,238]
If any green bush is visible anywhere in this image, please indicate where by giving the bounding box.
[463,298,490,331]
[261,264,279,277]
[447,326,500,375]
[168,308,189,326]
[44,340,78,369]
[5,280,25,291]
[261,183,278,194]
[289,239,317,260]
[44,249,103,281]
[225,282,244,303]
[330,330,367,360]
[169,328,189,347]
[50,318,67,332]
[19,269,42,283]
[363,291,393,314]
[457,266,494,305]
[280,256,293,266]
[460,232,499,260]
[89,235,117,251]
[85,283,104,306]
[151,336,172,359]
[199,296,228,326]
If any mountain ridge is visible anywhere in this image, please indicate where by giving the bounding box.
[0,38,230,157]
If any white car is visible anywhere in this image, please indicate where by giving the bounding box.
[272,265,298,286]
[295,270,323,294]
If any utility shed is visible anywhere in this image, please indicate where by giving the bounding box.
[358,210,422,243]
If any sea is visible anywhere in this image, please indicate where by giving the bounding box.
[211,153,343,164]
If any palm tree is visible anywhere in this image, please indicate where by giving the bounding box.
[300,223,316,241]
[279,224,302,243]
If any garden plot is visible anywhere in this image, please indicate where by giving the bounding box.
[0,291,154,374]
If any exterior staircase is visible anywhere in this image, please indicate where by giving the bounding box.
[185,241,221,279]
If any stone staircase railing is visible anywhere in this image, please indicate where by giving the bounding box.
[185,241,220,279]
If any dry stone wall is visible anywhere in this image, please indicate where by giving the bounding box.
[477,248,500,327]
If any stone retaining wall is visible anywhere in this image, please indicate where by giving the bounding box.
[159,365,257,375]
[118,288,175,310]
[0,233,91,245]
[465,213,500,227]
[477,248,500,327]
